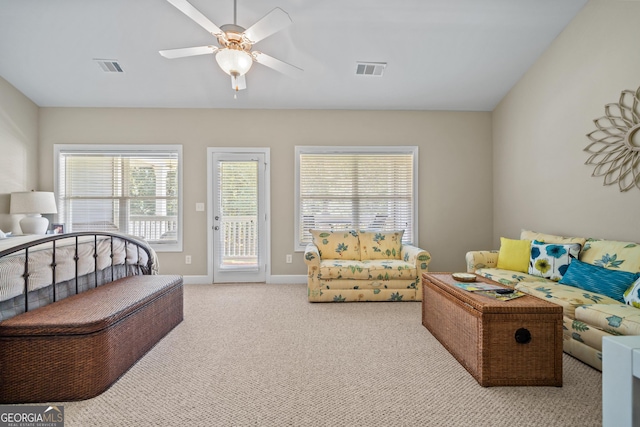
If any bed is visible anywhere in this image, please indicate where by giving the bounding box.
[0,231,185,403]
[0,231,158,321]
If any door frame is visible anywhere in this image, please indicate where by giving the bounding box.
[206,147,271,283]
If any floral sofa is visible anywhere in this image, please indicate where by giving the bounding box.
[304,230,431,302]
[466,229,640,371]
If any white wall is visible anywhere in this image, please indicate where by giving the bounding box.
[38,108,493,276]
[492,0,640,245]
[0,76,39,233]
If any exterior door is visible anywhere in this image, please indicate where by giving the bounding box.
[211,150,268,283]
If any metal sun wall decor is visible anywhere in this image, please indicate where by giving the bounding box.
[585,86,640,192]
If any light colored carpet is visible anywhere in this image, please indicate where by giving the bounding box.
[61,283,602,426]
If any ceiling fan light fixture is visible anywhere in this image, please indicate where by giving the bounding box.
[215,47,253,76]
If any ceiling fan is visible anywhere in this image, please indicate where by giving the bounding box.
[159,0,302,92]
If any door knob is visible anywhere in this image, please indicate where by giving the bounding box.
[214,226,219,230]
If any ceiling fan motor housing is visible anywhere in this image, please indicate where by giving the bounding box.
[218,24,251,49]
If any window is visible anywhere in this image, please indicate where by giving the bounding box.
[54,145,183,252]
[295,146,418,251]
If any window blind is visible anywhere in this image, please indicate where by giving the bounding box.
[217,160,259,265]
[56,148,180,246]
[297,149,416,247]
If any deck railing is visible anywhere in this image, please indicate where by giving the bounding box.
[129,215,178,241]
[221,215,257,258]
[74,215,256,259]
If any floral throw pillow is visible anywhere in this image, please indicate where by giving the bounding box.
[359,230,404,260]
[623,277,640,308]
[310,229,361,260]
[579,239,640,274]
[528,240,581,281]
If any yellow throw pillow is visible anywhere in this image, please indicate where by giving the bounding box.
[359,230,404,260]
[310,229,361,260]
[497,237,531,273]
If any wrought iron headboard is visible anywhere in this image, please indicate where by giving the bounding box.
[0,232,154,313]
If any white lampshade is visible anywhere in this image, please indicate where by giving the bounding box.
[10,191,58,235]
[215,48,253,76]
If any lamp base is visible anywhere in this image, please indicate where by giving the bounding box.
[19,214,49,235]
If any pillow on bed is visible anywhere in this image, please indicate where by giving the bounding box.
[0,230,5,239]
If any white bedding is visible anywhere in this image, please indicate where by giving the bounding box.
[0,233,156,303]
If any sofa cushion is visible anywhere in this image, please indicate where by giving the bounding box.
[317,278,417,291]
[528,241,581,281]
[318,260,369,279]
[363,260,416,280]
[515,281,621,318]
[475,268,552,286]
[359,230,403,260]
[318,260,416,280]
[496,237,530,273]
[579,239,640,274]
[310,230,360,260]
[575,304,640,336]
[520,229,587,248]
[558,259,639,303]
[623,277,640,308]
[563,315,612,353]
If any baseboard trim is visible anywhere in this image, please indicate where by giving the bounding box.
[267,275,307,284]
[181,275,306,285]
[182,275,210,285]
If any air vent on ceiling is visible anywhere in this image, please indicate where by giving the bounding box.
[94,59,124,73]
[355,62,386,77]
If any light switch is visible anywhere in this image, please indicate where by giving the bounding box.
[195,203,205,212]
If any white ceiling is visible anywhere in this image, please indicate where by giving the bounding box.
[0,0,588,111]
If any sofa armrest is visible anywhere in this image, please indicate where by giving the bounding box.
[304,243,321,267]
[402,245,432,274]
[465,250,499,272]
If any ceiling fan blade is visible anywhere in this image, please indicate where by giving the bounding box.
[253,52,303,79]
[166,0,223,36]
[243,7,292,44]
[231,74,247,91]
[159,45,218,59]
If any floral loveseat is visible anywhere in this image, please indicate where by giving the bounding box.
[304,230,431,302]
[466,229,640,371]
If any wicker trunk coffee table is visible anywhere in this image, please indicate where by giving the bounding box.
[422,272,563,387]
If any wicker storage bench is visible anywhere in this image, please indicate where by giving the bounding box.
[0,274,183,403]
[422,273,562,387]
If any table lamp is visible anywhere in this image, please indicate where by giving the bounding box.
[10,191,58,235]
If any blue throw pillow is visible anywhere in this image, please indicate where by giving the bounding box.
[558,259,640,302]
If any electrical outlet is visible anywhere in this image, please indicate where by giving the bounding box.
[195,203,205,212]
[286,254,292,263]
[185,255,192,264]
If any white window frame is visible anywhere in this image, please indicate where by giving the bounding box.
[294,145,419,252]
[54,144,183,252]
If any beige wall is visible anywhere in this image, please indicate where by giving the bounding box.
[9,0,637,279]
[492,0,640,246]
[38,108,493,277]
[0,76,39,233]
